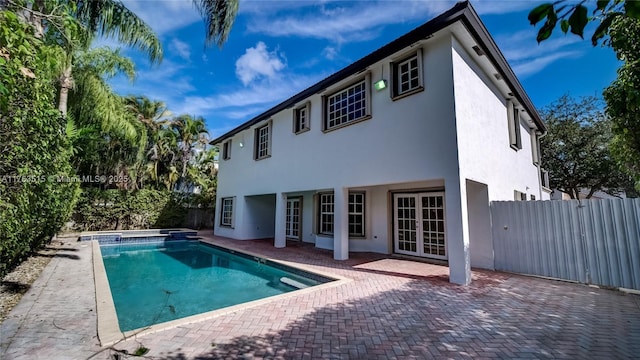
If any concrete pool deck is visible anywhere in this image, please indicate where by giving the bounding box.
[1,232,639,359]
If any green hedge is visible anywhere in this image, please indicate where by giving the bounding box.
[72,189,190,231]
[0,11,79,277]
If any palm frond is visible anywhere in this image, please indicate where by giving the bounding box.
[76,0,163,63]
[193,0,239,47]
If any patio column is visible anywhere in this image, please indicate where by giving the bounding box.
[445,177,471,285]
[274,192,286,248]
[333,186,349,260]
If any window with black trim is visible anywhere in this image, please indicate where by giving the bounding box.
[254,121,271,160]
[293,103,310,134]
[220,197,234,227]
[508,100,522,150]
[391,50,423,99]
[222,140,231,160]
[324,75,370,131]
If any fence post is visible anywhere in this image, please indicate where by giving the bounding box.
[576,199,591,284]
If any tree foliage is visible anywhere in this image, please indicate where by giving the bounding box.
[603,17,640,189]
[528,0,640,44]
[540,95,632,199]
[0,11,79,276]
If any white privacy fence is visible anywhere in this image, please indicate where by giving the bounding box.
[490,199,640,290]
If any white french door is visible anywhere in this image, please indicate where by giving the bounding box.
[285,197,302,240]
[393,192,446,259]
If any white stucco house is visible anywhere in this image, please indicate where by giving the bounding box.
[211,1,551,285]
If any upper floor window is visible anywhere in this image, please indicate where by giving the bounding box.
[324,75,370,131]
[220,197,234,227]
[222,140,231,160]
[531,131,540,165]
[508,100,522,150]
[254,121,271,160]
[293,102,310,134]
[514,190,527,201]
[391,50,423,99]
[541,168,550,189]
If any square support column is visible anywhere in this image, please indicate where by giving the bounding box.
[445,178,471,285]
[274,192,286,248]
[333,187,349,260]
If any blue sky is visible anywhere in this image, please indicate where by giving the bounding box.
[110,0,620,138]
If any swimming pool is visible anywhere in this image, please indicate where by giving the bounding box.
[100,240,333,332]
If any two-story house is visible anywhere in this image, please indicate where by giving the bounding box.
[211,1,550,285]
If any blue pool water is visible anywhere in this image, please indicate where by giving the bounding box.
[101,241,330,331]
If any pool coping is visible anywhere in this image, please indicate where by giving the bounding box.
[93,239,351,347]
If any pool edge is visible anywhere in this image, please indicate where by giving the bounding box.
[93,238,351,344]
[92,240,125,347]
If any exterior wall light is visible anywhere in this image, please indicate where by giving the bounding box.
[374,79,387,91]
[239,142,244,148]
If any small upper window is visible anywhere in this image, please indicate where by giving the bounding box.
[324,75,370,131]
[508,100,522,150]
[514,190,527,201]
[222,140,231,160]
[391,50,423,99]
[254,121,271,160]
[531,131,540,165]
[293,103,310,134]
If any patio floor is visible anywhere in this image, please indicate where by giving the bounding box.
[1,232,639,359]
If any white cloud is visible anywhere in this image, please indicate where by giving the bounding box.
[235,42,286,86]
[172,72,326,122]
[322,46,338,60]
[245,1,448,43]
[121,0,201,36]
[512,51,582,77]
[170,39,191,61]
[495,29,585,78]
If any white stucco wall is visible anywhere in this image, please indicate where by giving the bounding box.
[451,38,547,202]
[215,35,463,249]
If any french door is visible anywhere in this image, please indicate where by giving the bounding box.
[285,197,302,240]
[393,192,446,259]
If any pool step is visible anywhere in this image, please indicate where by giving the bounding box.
[280,277,308,289]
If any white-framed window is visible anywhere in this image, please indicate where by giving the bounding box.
[318,193,334,235]
[514,190,527,201]
[531,131,540,165]
[324,75,370,131]
[508,100,522,150]
[222,140,231,160]
[220,197,234,227]
[541,168,550,189]
[317,191,366,237]
[348,192,365,237]
[254,121,271,160]
[391,50,423,98]
[293,102,310,134]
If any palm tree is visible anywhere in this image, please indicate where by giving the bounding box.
[58,0,163,117]
[171,115,209,180]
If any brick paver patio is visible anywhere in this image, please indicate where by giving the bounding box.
[1,232,639,359]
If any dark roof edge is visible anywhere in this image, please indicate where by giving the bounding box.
[211,1,543,145]
[459,5,545,132]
